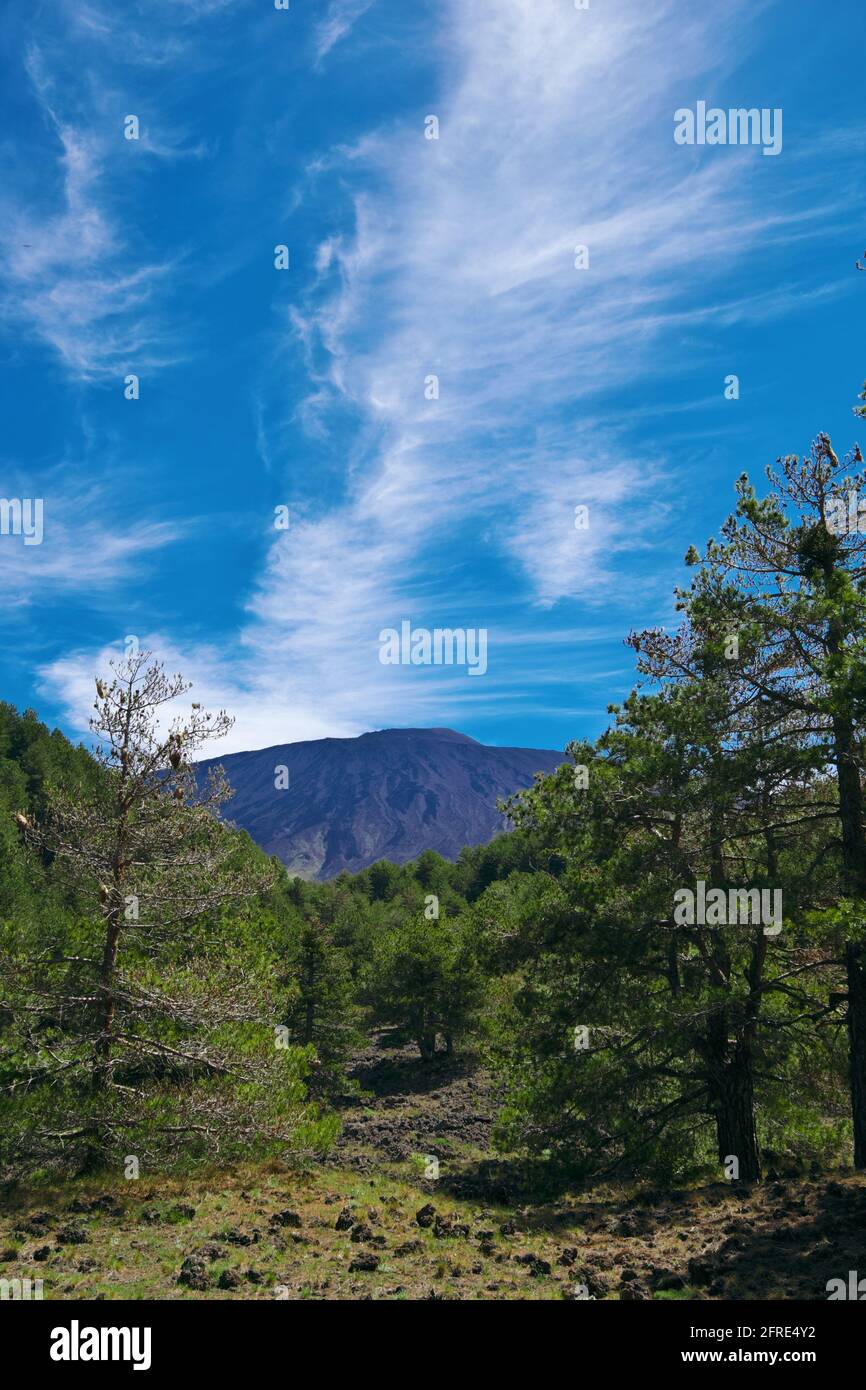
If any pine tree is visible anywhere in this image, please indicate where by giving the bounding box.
[660,430,866,1165]
[1,651,332,1175]
[283,917,361,1089]
[366,915,486,1061]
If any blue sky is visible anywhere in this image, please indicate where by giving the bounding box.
[0,0,864,757]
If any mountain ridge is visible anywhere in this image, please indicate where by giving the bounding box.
[195,726,564,880]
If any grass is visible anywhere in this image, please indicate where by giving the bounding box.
[3,1035,863,1300]
[3,1158,864,1300]
[0,1163,562,1300]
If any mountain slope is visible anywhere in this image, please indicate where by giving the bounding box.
[196,727,563,879]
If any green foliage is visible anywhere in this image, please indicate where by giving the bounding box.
[281,917,364,1089]
[5,381,866,1205]
[487,411,866,1181]
[0,685,334,1179]
[364,914,487,1060]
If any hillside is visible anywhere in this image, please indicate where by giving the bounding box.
[3,1029,862,1301]
[195,727,564,879]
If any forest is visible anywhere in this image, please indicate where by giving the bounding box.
[2,392,866,1299]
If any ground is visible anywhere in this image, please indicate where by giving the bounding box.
[2,1031,864,1300]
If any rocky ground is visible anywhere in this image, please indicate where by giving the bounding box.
[2,1031,864,1300]
[332,1030,496,1170]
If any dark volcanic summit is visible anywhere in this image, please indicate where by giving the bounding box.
[196,726,564,880]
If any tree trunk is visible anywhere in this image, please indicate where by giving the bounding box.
[831,714,866,1169]
[703,1013,761,1183]
[94,904,122,1091]
[847,940,866,1170]
[94,693,133,1096]
[832,714,866,896]
[85,901,123,1172]
[713,1045,761,1183]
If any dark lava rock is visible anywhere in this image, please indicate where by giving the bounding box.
[55,1227,89,1246]
[68,1195,123,1216]
[177,1258,211,1291]
[515,1252,552,1277]
[32,1245,52,1262]
[620,1282,650,1301]
[192,1243,225,1262]
[218,1269,243,1290]
[348,1254,380,1273]
[217,1228,259,1247]
[334,1206,354,1231]
[270,1210,302,1229]
[433,1215,469,1239]
[720,1235,746,1253]
[22,1214,52,1235]
[575,1268,610,1298]
[614,1215,645,1238]
[415,1204,437,1229]
[92,1194,123,1213]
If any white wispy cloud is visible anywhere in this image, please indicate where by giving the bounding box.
[37,614,632,758]
[216,0,824,740]
[39,634,368,759]
[0,0,236,383]
[0,44,186,382]
[0,476,183,607]
[39,0,851,749]
[314,0,375,63]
